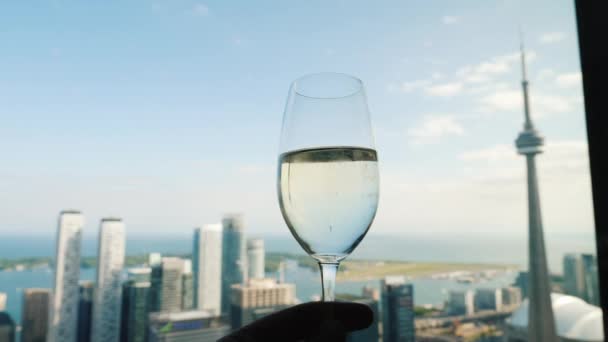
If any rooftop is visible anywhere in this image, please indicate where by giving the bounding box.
[149,310,214,322]
[508,293,603,342]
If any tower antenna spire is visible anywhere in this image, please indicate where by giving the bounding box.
[519,29,533,129]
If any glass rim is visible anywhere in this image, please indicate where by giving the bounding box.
[291,72,364,100]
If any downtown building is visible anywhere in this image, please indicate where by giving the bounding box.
[0,312,16,342]
[447,290,475,316]
[181,260,194,311]
[91,218,126,342]
[193,224,222,316]
[48,210,84,342]
[501,286,523,309]
[121,268,152,342]
[150,257,191,313]
[247,238,265,279]
[221,214,247,315]
[563,253,600,305]
[78,281,94,342]
[474,288,503,312]
[381,276,415,342]
[21,288,50,342]
[230,278,296,329]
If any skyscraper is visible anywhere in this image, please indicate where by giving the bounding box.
[474,288,503,312]
[149,253,163,312]
[514,271,529,299]
[501,286,523,309]
[230,278,296,329]
[121,268,151,342]
[514,41,559,341]
[48,210,84,342]
[21,288,50,342]
[182,260,194,311]
[447,290,475,316]
[91,218,126,342]
[0,312,16,342]
[581,254,600,305]
[381,276,415,342]
[77,281,94,342]
[221,214,247,315]
[247,238,265,280]
[564,253,586,299]
[0,292,6,311]
[193,224,222,315]
[157,257,186,313]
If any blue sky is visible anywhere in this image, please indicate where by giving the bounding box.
[0,1,593,241]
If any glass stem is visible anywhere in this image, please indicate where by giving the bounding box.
[319,262,339,301]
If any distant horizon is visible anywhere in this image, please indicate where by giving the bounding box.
[0,231,597,272]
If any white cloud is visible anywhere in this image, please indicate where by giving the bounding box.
[477,88,576,117]
[408,116,464,144]
[479,89,522,112]
[442,15,459,25]
[539,32,566,44]
[537,68,557,81]
[192,3,209,16]
[460,144,517,163]
[399,79,432,93]
[425,82,463,97]
[457,52,536,85]
[556,72,582,88]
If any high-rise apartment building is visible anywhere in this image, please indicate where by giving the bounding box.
[149,253,163,312]
[230,278,296,329]
[91,218,126,342]
[381,276,415,342]
[475,288,503,312]
[582,254,600,305]
[193,224,222,315]
[21,288,50,342]
[77,281,94,342]
[148,311,229,342]
[221,214,247,315]
[0,312,16,342]
[154,257,185,313]
[247,239,265,280]
[564,253,600,305]
[448,290,475,316]
[182,260,194,311]
[121,268,151,342]
[501,286,523,309]
[564,254,586,299]
[48,210,84,342]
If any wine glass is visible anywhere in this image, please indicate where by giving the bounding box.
[277,72,379,301]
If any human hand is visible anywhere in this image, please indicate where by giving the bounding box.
[219,301,374,342]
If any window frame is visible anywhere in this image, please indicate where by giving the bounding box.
[575,0,608,335]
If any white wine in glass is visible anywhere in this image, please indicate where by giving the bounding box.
[277,73,379,301]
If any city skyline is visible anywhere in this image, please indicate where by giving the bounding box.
[0,0,593,240]
[0,209,603,341]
